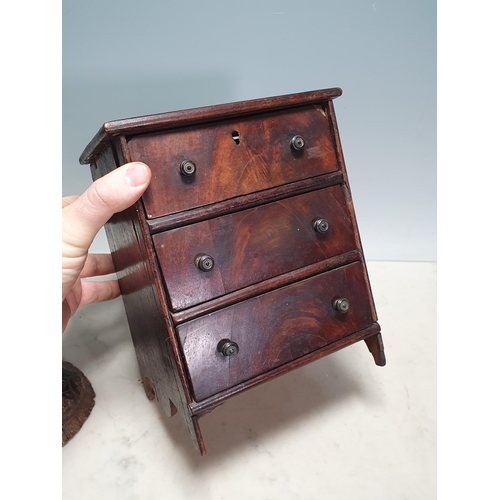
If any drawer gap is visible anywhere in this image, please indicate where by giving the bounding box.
[147,170,344,233]
[171,250,361,325]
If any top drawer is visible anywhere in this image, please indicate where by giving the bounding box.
[128,104,338,219]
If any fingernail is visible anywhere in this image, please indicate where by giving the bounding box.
[125,163,149,187]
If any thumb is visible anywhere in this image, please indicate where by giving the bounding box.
[63,162,151,256]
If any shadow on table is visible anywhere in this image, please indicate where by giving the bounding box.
[63,295,382,472]
[156,347,380,470]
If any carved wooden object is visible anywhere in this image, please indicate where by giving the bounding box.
[80,88,385,455]
[62,361,96,446]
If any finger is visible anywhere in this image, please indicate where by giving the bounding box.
[62,162,151,256]
[81,253,116,278]
[62,195,79,208]
[62,281,82,333]
[62,299,72,333]
[79,280,121,307]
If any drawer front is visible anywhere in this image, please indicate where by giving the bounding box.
[153,184,357,311]
[177,262,373,401]
[128,105,338,219]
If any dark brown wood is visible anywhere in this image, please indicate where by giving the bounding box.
[326,100,378,322]
[189,321,381,416]
[93,145,177,415]
[154,185,357,311]
[171,250,361,325]
[143,377,156,401]
[117,136,207,454]
[128,104,338,219]
[147,171,344,233]
[365,333,386,366]
[93,139,206,455]
[80,88,342,165]
[81,88,384,455]
[62,361,96,446]
[177,262,373,402]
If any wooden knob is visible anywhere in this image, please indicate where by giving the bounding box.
[332,297,350,313]
[195,254,214,272]
[313,218,330,233]
[218,340,239,357]
[180,160,196,176]
[290,135,305,151]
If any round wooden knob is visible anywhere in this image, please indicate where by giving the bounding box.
[313,218,330,233]
[180,160,196,176]
[332,297,350,314]
[218,340,239,357]
[195,254,214,272]
[290,135,305,151]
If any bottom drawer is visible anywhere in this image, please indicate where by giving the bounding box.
[177,261,373,401]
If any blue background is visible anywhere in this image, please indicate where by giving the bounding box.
[63,0,436,261]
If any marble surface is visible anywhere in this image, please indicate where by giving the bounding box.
[62,261,436,500]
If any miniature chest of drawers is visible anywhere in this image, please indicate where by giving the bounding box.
[80,88,385,455]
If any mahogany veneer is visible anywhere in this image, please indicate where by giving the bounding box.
[80,88,385,455]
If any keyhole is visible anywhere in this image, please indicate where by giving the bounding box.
[232,131,240,145]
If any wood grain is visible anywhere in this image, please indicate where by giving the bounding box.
[153,184,357,311]
[177,261,373,402]
[128,104,338,218]
[171,250,361,325]
[93,139,206,455]
[326,100,378,322]
[147,170,344,233]
[80,88,342,164]
[80,88,385,456]
[189,323,381,416]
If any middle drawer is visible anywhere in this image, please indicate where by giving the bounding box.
[153,184,357,311]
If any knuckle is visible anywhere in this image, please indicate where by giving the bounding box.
[87,182,114,213]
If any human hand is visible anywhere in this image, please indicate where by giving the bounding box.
[62,162,151,332]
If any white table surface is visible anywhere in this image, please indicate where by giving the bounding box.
[62,261,436,500]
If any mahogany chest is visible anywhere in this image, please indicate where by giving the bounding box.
[80,88,385,455]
